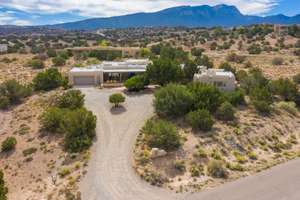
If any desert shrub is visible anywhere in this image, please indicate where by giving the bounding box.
[146,57,182,85]
[22,147,37,156]
[253,100,271,114]
[226,52,245,63]
[27,59,45,69]
[219,62,236,74]
[247,151,258,160]
[269,78,298,101]
[188,82,224,113]
[0,79,32,105]
[243,61,253,68]
[186,109,214,131]
[46,49,57,57]
[195,55,214,69]
[0,97,9,110]
[250,86,273,104]
[61,108,97,153]
[190,164,203,177]
[33,68,66,91]
[276,101,298,115]
[154,84,193,117]
[207,160,228,178]
[191,48,204,57]
[174,160,186,172]
[52,56,66,66]
[56,90,84,110]
[1,137,17,152]
[272,57,284,66]
[40,107,65,133]
[216,102,235,121]
[109,93,125,107]
[58,167,71,178]
[240,68,269,94]
[0,170,8,200]
[293,73,300,84]
[235,70,248,82]
[247,44,262,54]
[226,162,245,171]
[124,75,147,91]
[224,89,245,106]
[143,119,181,151]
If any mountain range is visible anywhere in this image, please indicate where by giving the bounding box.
[48,4,300,30]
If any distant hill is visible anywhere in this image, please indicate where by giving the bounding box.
[48,4,300,30]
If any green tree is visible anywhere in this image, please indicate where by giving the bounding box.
[40,107,65,133]
[195,55,214,68]
[109,93,125,107]
[154,84,193,117]
[188,82,224,113]
[56,90,85,110]
[33,68,66,91]
[269,78,298,101]
[52,56,66,66]
[61,108,97,153]
[186,109,214,131]
[124,75,148,91]
[183,60,198,81]
[143,119,181,151]
[146,58,182,85]
[216,102,235,121]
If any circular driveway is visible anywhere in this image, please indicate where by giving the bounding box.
[79,87,300,200]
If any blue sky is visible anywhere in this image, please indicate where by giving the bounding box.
[0,0,299,26]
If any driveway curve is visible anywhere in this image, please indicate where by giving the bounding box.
[79,87,300,200]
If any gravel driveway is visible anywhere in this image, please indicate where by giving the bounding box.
[79,87,300,200]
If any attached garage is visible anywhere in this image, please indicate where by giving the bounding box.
[68,68,103,86]
[73,76,95,86]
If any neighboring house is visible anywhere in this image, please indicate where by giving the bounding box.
[193,67,236,91]
[69,59,150,86]
[0,44,8,53]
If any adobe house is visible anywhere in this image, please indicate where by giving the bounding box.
[69,59,149,86]
[193,67,236,91]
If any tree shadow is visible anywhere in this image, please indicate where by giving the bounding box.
[123,87,155,97]
[110,105,127,115]
[0,149,16,159]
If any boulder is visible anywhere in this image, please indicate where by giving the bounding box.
[150,148,167,158]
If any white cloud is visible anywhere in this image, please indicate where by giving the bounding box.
[0,0,279,17]
[0,10,32,25]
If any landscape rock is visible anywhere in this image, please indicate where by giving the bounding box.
[150,148,167,158]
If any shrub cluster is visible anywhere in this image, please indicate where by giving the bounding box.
[40,90,96,153]
[143,119,181,151]
[33,68,67,91]
[186,109,214,131]
[154,84,192,117]
[207,160,228,178]
[0,79,32,109]
[26,59,45,69]
[216,102,235,121]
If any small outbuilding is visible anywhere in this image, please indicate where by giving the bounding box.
[193,67,236,91]
[69,59,150,86]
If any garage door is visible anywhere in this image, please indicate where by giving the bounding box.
[73,76,95,86]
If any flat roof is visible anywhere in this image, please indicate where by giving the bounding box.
[70,59,149,73]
